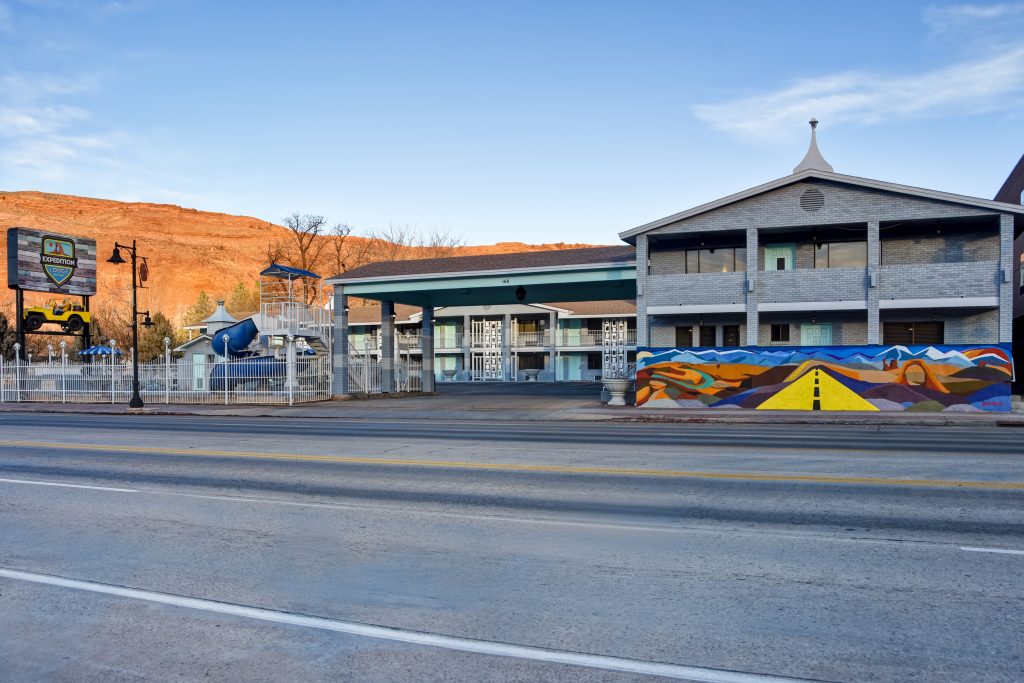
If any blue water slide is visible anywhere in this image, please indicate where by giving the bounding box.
[211,318,259,357]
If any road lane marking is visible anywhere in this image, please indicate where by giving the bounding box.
[0,567,811,682]
[149,490,683,533]
[960,546,1024,556]
[0,477,138,493]
[2,439,1023,490]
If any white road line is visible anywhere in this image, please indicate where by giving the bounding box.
[0,567,811,683]
[0,478,137,493]
[960,546,1024,556]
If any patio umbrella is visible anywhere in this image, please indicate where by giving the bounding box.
[79,345,123,356]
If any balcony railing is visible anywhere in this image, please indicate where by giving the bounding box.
[558,329,637,347]
[511,331,550,347]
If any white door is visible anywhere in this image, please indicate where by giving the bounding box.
[800,323,833,346]
[192,353,207,390]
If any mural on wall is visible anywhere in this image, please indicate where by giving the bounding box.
[635,345,1013,412]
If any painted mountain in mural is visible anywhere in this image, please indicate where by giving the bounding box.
[635,344,1013,413]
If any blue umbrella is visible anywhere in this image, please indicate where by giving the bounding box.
[80,345,123,356]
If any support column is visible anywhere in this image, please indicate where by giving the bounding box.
[421,306,435,393]
[331,289,349,397]
[745,228,759,345]
[462,313,471,380]
[999,213,1014,343]
[548,310,558,382]
[636,235,649,347]
[380,300,395,393]
[867,220,881,344]
[502,312,512,380]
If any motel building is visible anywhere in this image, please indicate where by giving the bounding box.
[329,123,1024,410]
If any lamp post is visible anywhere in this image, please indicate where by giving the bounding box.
[107,240,154,408]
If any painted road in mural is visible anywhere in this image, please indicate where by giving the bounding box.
[636,344,1014,412]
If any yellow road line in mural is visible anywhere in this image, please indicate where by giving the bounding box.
[5,440,1024,490]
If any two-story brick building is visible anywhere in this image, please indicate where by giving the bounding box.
[623,121,1024,352]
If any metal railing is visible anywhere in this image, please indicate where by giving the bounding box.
[0,352,331,406]
[511,331,550,347]
[559,329,638,347]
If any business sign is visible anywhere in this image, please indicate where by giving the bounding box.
[7,227,97,296]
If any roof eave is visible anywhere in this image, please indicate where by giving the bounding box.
[618,169,1024,242]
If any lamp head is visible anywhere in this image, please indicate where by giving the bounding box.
[107,247,126,265]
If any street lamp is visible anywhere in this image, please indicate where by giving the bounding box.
[107,240,154,408]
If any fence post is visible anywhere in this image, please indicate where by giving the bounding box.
[0,354,4,403]
[363,340,370,395]
[163,337,171,404]
[60,341,67,403]
[286,335,295,406]
[13,343,21,402]
[222,334,230,406]
[110,340,117,404]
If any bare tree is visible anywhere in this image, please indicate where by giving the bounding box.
[267,213,332,304]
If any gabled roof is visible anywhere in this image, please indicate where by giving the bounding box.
[174,334,212,353]
[261,263,321,280]
[619,169,1024,243]
[328,246,634,283]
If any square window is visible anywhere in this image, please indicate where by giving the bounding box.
[770,324,790,343]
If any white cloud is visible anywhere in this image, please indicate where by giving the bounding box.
[923,2,1024,32]
[693,39,1024,140]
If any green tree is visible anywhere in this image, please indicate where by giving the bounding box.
[182,290,215,327]
[0,313,16,361]
[226,280,260,317]
[138,312,177,362]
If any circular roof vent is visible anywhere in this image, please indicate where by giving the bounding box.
[800,188,825,212]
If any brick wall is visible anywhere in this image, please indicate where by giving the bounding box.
[646,272,746,307]
[878,262,998,300]
[881,233,998,265]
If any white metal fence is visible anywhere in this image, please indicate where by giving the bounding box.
[0,352,332,406]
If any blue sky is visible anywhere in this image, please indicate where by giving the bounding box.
[1,1,1022,244]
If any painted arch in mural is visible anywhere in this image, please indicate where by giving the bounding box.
[635,345,1013,412]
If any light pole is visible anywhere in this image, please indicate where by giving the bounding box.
[107,240,154,408]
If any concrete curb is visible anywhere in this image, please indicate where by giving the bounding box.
[1,402,1021,427]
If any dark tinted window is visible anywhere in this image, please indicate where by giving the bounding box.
[675,326,693,347]
[699,325,716,346]
[882,322,944,345]
[723,325,741,347]
[770,324,790,342]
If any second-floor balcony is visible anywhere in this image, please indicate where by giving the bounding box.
[558,329,637,347]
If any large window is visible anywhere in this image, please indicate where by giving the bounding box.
[814,241,867,268]
[882,322,944,345]
[684,247,746,273]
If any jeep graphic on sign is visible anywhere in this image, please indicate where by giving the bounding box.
[41,236,78,288]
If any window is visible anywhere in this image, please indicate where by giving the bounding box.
[699,325,716,346]
[586,352,603,370]
[683,247,746,273]
[814,241,867,268]
[1019,254,1024,294]
[770,324,790,343]
[764,244,795,271]
[675,326,693,347]
[723,325,741,347]
[882,322,944,345]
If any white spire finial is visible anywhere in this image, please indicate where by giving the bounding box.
[793,118,833,173]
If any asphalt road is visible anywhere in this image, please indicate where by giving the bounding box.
[0,413,1022,682]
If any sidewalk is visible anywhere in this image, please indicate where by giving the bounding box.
[2,392,1022,427]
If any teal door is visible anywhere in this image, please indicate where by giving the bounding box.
[764,244,795,271]
[800,323,833,346]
